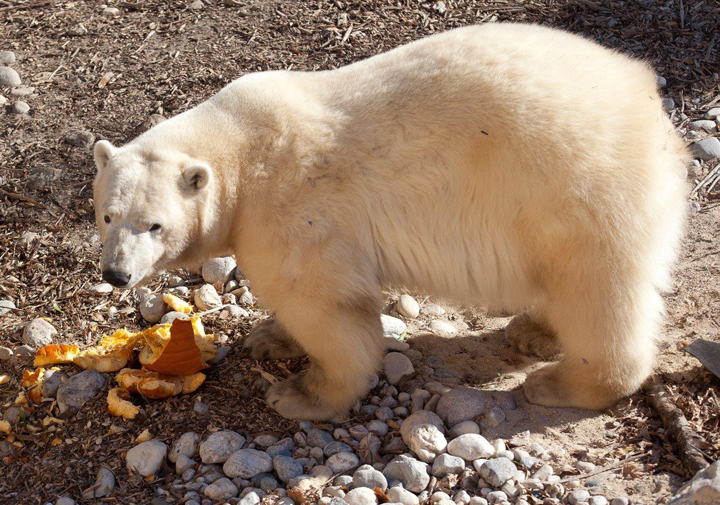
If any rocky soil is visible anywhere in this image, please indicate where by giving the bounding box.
[1,1,720,505]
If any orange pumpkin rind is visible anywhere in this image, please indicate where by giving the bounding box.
[34,344,81,367]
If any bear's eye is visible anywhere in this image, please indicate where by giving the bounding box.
[149,223,162,232]
[104,215,111,224]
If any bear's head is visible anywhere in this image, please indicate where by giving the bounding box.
[92,139,214,288]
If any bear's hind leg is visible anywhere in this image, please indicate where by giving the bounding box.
[505,311,561,361]
[244,318,306,360]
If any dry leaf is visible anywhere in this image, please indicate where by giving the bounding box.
[251,366,279,384]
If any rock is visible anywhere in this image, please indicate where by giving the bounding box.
[57,370,105,414]
[56,498,76,505]
[668,459,720,504]
[411,389,431,412]
[307,429,334,448]
[199,431,246,464]
[189,0,204,9]
[663,98,676,110]
[449,421,480,437]
[384,352,415,385]
[693,138,720,161]
[447,434,495,461]
[531,464,554,481]
[195,284,222,311]
[23,318,57,348]
[223,305,249,318]
[344,488,378,505]
[610,499,629,505]
[239,491,262,505]
[139,293,167,323]
[87,282,113,294]
[202,257,237,284]
[0,67,21,87]
[325,441,353,457]
[102,7,120,15]
[436,388,485,426]
[160,311,190,324]
[0,346,12,360]
[327,452,360,473]
[429,320,457,335]
[385,335,410,351]
[223,449,273,479]
[176,454,195,474]
[706,108,720,120]
[387,487,420,505]
[482,406,505,428]
[353,464,388,490]
[10,86,34,97]
[14,344,34,358]
[41,370,64,398]
[432,454,466,477]
[454,490,472,504]
[656,76,667,87]
[688,120,717,132]
[92,468,115,498]
[589,497,608,505]
[273,455,304,483]
[567,490,591,504]
[204,478,239,500]
[478,457,515,487]
[576,461,596,473]
[10,101,29,114]
[170,432,201,463]
[400,411,447,463]
[208,345,231,365]
[423,303,445,316]
[367,420,389,436]
[0,51,15,65]
[468,499,488,505]
[66,130,95,148]
[397,295,420,318]
[126,440,167,476]
[381,314,407,336]
[0,300,15,316]
[383,455,430,493]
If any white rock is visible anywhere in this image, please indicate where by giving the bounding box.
[447,434,495,461]
[0,299,15,315]
[126,440,167,476]
[449,420,480,437]
[667,459,720,504]
[199,431,246,463]
[706,107,720,120]
[400,411,447,463]
[589,497,608,505]
[382,455,430,493]
[169,432,200,463]
[430,320,457,335]
[478,457,516,487]
[22,318,57,348]
[397,294,420,318]
[656,76,667,87]
[204,478,239,500]
[386,487,420,505]
[688,120,717,132]
[0,346,13,360]
[202,257,237,284]
[139,293,167,323]
[10,101,29,114]
[223,305,249,318]
[344,487,378,505]
[423,303,446,316]
[381,314,407,336]
[432,454,466,477]
[102,7,120,15]
[91,468,115,498]
[694,138,720,161]
[223,449,273,478]
[194,284,222,311]
[87,282,113,294]
[0,66,21,87]
[384,352,415,385]
[576,461,596,473]
[0,51,15,65]
[327,451,360,473]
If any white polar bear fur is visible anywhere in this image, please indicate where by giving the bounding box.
[93,23,689,420]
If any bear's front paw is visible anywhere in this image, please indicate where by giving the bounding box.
[266,374,341,421]
[244,318,305,360]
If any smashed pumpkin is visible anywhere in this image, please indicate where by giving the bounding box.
[107,387,140,420]
[140,318,215,374]
[34,344,80,367]
[162,292,193,314]
[117,368,205,399]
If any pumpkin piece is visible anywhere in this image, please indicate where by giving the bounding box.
[0,420,10,434]
[34,344,81,367]
[162,292,193,313]
[115,368,205,399]
[141,319,210,375]
[107,387,140,420]
[180,372,205,394]
[21,368,45,388]
[73,328,141,373]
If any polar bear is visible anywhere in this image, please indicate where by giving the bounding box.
[93,23,688,420]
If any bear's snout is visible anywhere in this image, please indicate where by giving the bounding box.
[102,270,132,288]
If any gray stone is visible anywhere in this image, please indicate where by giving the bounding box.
[87,282,113,295]
[199,431,246,464]
[195,284,222,311]
[92,467,115,498]
[254,434,280,447]
[610,499,629,505]
[386,487,420,505]
[14,344,34,357]
[10,86,34,97]
[325,441,353,457]
[449,421,480,437]
[344,488,378,505]
[482,406,505,428]
[202,257,237,284]
[688,120,717,132]
[0,51,15,65]
[66,130,96,148]
[383,455,430,493]
[126,440,167,477]
[432,454,466,477]
[169,432,200,463]
[0,67,20,87]
[381,314,407,336]
[307,429,334,448]
[10,101,29,114]
[411,389,431,412]
[176,454,195,475]
[447,434,495,461]
[139,293,167,323]
[160,311,190,324]
[224,449,273,479]
[56,498,76,505]
[57,370,105,414]
[223,305,249,318]
[41,370,64,398]
[353,464,388,490]
[397,295,420,318]
[705,108,720,120]
[22,318,57,348]
[668,459,720,504]
[567,490,591,504]
[0,300,16,316]
[384,352,415,385]
[273,455,304,483]
[0,346,13,360]
[327,452,360,473]
[436,388,486,426]
[693,138,720,161]
[423,303,445,316]
[367,420,389,436]
[400,410,447,463]
[478,457,515,487]
[204,478,239,500]
[663,98,676,110]
[208,345,231,365]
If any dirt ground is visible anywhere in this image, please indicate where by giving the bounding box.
[1,1,719,504]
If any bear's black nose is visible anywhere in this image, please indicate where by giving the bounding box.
[102,270,132,287]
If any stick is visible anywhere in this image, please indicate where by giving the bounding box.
[537,453,645,485]
[643,377,709,475]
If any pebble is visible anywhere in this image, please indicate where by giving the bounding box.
[367,420,389,436]
[0,346,12,360]
[401,410,447,462]
[139,293,167,323]
[436,388,486,426]
[14,344,34,357]
[423,303,446,316]
[223,305,249,318]
[693,138,720,161]
[454,490,472,504]
[160,311,190,324]
[224,449,273,479]
[397,294,420,318]
[478,457,515,487]
[662,98,676,110]
[126,440,167,476]
[447,434,495,461]
[0,66,21,87]
[411,389,431,412]
[610,499,629,505]
[482,406,506,428]
[382,455,430,493]
[195,284,222,311]
[57,370,105,414]
[706,108,720,120]
[193,400,209,414]
[307,428,334,448]
[430,320,457,335]
[176,454,195,475]
[10,101,29,114]
[449,421,480,437]
[170,432,201,463]
[91,467,115,498]
[202,257,237,284]
[344,487,378,505]
[0,51,15,65]
[10,86,34,97]
[688,120,717,132]
[324,441,353,457]
[353,464,388,490]
[468,499,488,505]
[0,300,15,316]
[327,451,360,473]
[22,318,57,348]
[381,314,407,336]
[656,76,667,87]
[208,345,231,364]
[531,464,554,481]
[87,282,113,294]
[204,478,238,500]
[199,431,246,464]
[273,455,304,483]
[432,454,466,477]
[576,461,596,473]
[485,491,506,504]
[567,490,591,504]
[102,7,120,15]
[589,497,608,505]
[66,130,95,148]
[387,487,420,505]
[384,352,415,385]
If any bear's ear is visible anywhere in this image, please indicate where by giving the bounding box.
[182,163,212,191]
[94,140,117,172]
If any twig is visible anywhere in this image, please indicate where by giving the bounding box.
[691,164,720,196]
[538,453,645,485]
[643,377,709,475]
[0,188,41,206]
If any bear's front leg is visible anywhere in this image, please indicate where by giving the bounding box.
[244,318,306,360]
[264,300,385,420]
